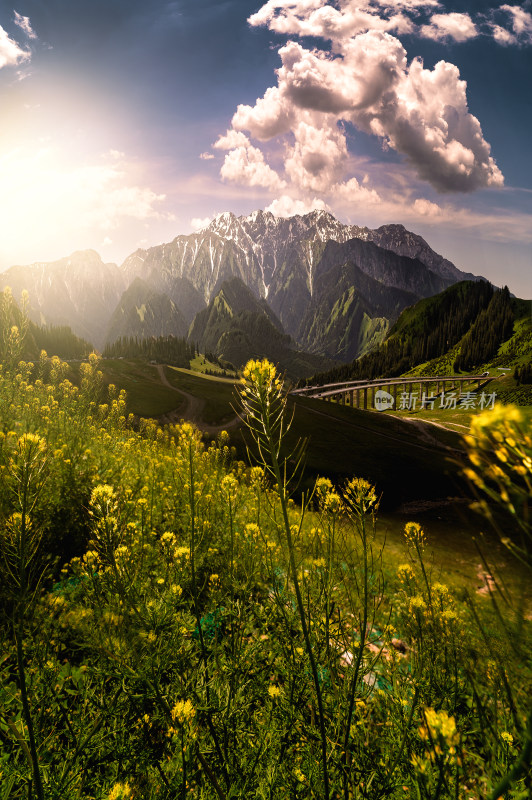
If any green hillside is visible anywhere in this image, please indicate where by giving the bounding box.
[92,358,467,510]
[105,277,188,344]
[308,282,532,405]
[189,276,337,379]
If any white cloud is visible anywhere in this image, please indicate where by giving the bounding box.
[13,11,37,39]
[413,197,442,216]
[191,216,213,229]
[102,236,113,246]
[374,56,504,191]
[0,24,29,68]
[232,88,295,140]
[218,133,286,190]
[333,176,381,204]
[285,120,348,191]
[213,0,509,209]
[214,129,252,149]
[499,4,532,43]
[265,194,329,217]
[229,22,502,194]
[490,23,517,44]
[199,151,214,160]
[420,13,478,42]
[248,0,433,43]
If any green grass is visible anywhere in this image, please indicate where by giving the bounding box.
[99,359,186,417]
[231,395,467,511]
[1,350,530,800]
[94,359,470,510]
[163,365,239,425]
[376,506,532,611]
[189,355,238,376]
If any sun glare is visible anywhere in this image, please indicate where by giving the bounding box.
[0,141,169,269]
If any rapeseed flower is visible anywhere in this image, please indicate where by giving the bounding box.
[171,699,195,724]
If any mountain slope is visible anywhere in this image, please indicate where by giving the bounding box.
[105,278,188,344]
[0,250,126,349]
[118,210,472,340]
[0,210,483,373]
[189,277,336,379]
[308,280,506,385]
[297,258,420,361]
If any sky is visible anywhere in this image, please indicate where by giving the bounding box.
[0,0,531,297]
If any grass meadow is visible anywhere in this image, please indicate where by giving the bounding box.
[0,344,530,799]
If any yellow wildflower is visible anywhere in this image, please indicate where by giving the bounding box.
[404,522,425,549]
[171,699,195,724]
[409,595,427,613]
[108,781,132,800]
[397,563,415,582]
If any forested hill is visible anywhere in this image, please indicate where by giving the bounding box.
[102,335,195,367]
[307,281,514,385]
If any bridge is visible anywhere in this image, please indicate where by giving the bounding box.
[291,374,494,411]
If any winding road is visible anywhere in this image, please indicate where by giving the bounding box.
[155,365,241,435]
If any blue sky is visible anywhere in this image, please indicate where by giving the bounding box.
[0,0,531,297]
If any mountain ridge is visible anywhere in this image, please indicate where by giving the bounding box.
[0,209,485,369]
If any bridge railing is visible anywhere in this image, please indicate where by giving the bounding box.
[291,374,495,410]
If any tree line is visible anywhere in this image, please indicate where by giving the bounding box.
[514,362,532,385]
[102,335,195,367]
[453,286,514,371]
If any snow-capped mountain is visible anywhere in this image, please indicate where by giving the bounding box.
[119,209,476,340]
[0,210,482,361]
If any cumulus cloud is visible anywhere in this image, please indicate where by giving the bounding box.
[265,194,329,217]
[0,24,29,68]
[248,0,439,43]
[191,216,213,229]
[199,152,214,160]
[285,120,349,191]
[490,23,517,44]
[333,176,381,203]
[13,11,37,39]
[413,197,442,216]
[498,4,532,43]
[217,133,286,191]
[231,26,502,193]
[232,87,295,140]
[420,13,478,42]
[214,0,508,205]
[214,129,252,149]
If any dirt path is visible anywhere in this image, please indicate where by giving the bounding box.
[402,416,464,448]
[155,365,241,435]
